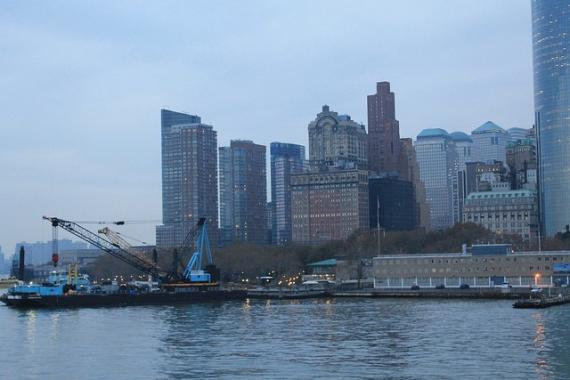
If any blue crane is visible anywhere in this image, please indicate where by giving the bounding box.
[182,218,215,283]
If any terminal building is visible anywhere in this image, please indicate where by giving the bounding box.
[373,245,570,289]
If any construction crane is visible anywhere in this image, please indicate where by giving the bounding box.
[180,218,216,283]
[43,216,165,278]
[97,227,157,268]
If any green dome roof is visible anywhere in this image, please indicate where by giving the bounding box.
[472,121,506,134]
[450,131,473,142]
[417,128,450,139]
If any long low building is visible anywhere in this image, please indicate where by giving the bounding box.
[373,245,570,288]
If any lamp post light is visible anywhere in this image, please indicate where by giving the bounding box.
[535,273,541,287]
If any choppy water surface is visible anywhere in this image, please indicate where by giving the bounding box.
[1,296,569,379]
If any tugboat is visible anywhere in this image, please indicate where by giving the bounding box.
[1,217,245,308]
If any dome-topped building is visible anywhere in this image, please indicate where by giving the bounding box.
[417,128,450,139]
[450,131,473,143]
[472,121,506,135]
[308,105,368,170]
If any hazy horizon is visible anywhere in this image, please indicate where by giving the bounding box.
[0,1,533,256]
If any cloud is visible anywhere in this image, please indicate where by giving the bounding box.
[0,0,533,254]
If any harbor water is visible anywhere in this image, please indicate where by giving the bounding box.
[0,296,569,379]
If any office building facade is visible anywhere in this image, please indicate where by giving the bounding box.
[532,0,570,235]
[471,121,508,164]
[400,138,430,229]
[367,82,401,174]
[415,129,457,230]
[369,175,416,231]
[270,142,306,245]
[462,190,539,241]
[156,109,218,247]
[507,140,538,191]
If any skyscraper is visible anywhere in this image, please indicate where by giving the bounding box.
[471,121,508,164]
[156,109,218,247]
[399,138,430,229]
[367,82,401,174]
[532,0,570,235]
[369,174,416,231]
[291,105,369,244]
[415,128,457,230]
[450,131,473,224]
[219,140,267,245]
[308,105,367,170]
[270,142,306,245]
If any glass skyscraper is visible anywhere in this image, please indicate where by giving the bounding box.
[156,109,218,247]
[270,142,306,245]
[532,0,570,235]
[415,128,457,230]
[219,140,267,245]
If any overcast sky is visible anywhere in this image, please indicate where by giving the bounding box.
[0,1,533,257]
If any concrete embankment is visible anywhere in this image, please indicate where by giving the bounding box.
[334,288,530,299]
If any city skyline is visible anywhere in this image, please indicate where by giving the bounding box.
[0,1,533,254]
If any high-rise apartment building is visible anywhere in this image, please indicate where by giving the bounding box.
[219,140,267,245]
[415,128,457,230]
[156,109,218,248]
[308,105,367,170]
[532,0,570,235]
[270,142,306,245]
[471,121,508,164]
[367,82,401,174]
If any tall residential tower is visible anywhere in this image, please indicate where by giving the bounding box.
[156,109,218,247]
[270,142,306,245]
[219,140,267,245]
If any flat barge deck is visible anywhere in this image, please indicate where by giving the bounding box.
[247,288,330,300]
[1,289,246,308]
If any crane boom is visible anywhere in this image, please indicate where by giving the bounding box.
[98,227,157,269]
[43,216,164,277]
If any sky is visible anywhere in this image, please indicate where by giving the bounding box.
[0,0,533,257]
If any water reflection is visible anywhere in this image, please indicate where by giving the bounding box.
[532,312,549,379]
[1,299,570,379]
[24,309,37,355]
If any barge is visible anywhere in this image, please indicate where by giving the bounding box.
[0,271,246,308]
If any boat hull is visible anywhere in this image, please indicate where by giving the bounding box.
[1,289,246,308]
[247,289,330,300]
